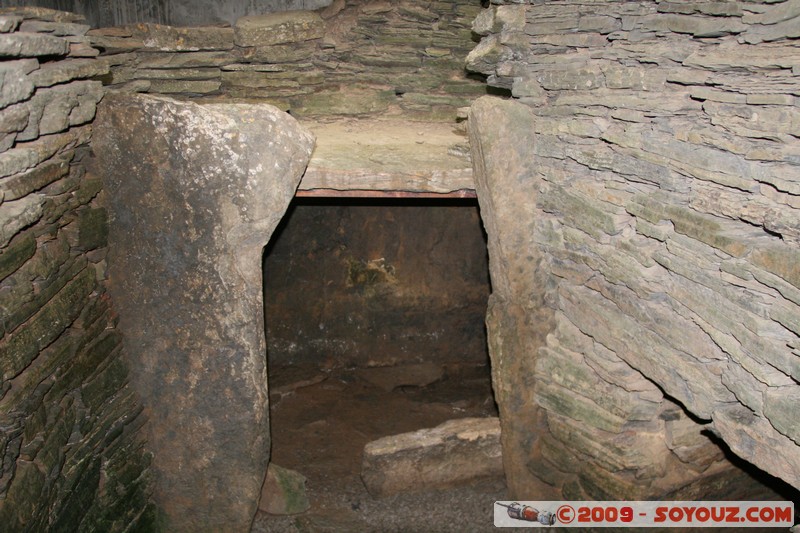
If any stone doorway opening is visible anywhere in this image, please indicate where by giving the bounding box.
[257,195,506,530]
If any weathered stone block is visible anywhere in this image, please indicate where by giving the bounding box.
[136,51,235,68]
[0,266,95,386]
[0,231,35,281]
[0,194,44,247]
[465,35,510,75]
[361,417,502,497]
[27,58,108,88]
[93,93,314,531]
[75,207,107,251]
[0,7,85,23]
[234,11,324,47]
[0,32,67,57]
[0,125,91,179]
[238,42,317,63]
[713,403,800,488]
[0,59,37,109]
[763,385,800,444]
[290,88,394,116]
[136,23,234,51]
[146,79,221,94]
[0,15,21,33]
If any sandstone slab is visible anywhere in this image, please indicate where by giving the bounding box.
[93,93,314,531]
[234,11,324,47]
[468,96,557,497]
[361,417,503,497]
[298,118,473,194]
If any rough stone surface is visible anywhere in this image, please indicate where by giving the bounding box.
[93,93,314,531]
[299,119,473,193]
[361,417,503,497]
[468,96,558,498]
[468,0,800,499]
[234,11,324,47]
[92,0,488,121]
[258,463,310,515]
[0,9,154,532]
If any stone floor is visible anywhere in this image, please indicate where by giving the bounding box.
[251,362,513,533]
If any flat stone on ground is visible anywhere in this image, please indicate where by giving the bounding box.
[361,417,503,497]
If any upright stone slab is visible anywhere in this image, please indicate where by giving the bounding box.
[468,96,557,498]
[93,93,314,531]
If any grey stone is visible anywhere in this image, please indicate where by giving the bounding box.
[93,93,314,531]
[135,24,234,51]
[135,67,221,80]
[639,13,747,37]
[468,96,557,497]
[146,79,221,94]
[743,0,800,25]
[0,59,37,109]
[0,125,91,179]
[237,42,316,63]
[658,2,743,17]
[743,16,800,43]
[0,15,21,33]
[713,403,800,488]
[258,464,309,515]
[0,7,85,23]
[18,20,90,37]
[465,35,510,75]
[764,384,800,444]
[0,32,67,58]
[0,194,44,247]
[17,80,102,141]
[361,417,503,497]
[136,51,236,68]
[27,58,109,88]
[234,11,324,47]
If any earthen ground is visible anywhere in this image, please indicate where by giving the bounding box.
[251,363,513,532]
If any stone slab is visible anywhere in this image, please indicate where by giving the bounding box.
[298,119,474,193]
[361,417,503,497]
[93,93,314,531]
[234,11,324,47]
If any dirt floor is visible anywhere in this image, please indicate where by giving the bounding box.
[251,363,511,533]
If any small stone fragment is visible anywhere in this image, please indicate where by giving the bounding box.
[258,464,310,515]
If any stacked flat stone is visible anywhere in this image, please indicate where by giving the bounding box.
[0,7,154,530]
[467,0,800,500]
[87,0,488,121]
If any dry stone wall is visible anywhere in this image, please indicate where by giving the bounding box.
[86,0,489,121]
[0,7,154,530]
[468,0,800,498]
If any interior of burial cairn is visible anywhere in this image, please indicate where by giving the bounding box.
[1,0,800,532]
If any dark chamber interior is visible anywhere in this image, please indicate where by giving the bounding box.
[258,197,505,530]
